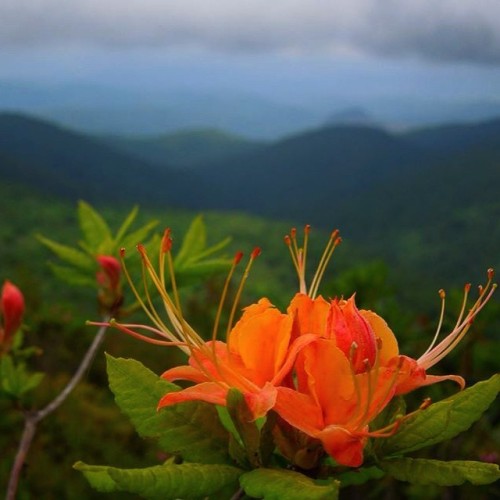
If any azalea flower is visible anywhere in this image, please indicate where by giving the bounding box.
[0,280,25,356]
[271,229,496,467]
[92,231,316,419]
[94,225,496,468]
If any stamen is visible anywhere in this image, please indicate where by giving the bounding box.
[212,251,243,344]
[119,247,174,340]
[309,231,341,299]
[93,319,189,349]
[226,247,261,338]
[418,270,497,368]
[348,342,362,420]
[421,289,446,358]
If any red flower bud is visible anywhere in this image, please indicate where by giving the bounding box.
[96,255,123,314]
[0,280,25,353]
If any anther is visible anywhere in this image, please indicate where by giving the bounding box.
[464,283,471,293]
[488,268,494,280]
[119,248,126,258]
[419,397,432,410]
[438,289,445,299]
[251,247,261,259]
[234,251,244,265]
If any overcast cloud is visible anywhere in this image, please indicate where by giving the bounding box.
[1,0,500,64]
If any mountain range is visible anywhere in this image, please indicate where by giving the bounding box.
[0,111,498,286]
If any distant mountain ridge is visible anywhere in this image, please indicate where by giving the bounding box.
[0,111,499,285]
[104,128,265,168]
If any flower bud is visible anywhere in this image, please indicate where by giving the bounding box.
[0,280,25,354]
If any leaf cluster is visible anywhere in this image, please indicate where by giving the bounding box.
[76,357,500,499]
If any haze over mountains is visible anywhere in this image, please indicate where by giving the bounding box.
[2,81,500,139]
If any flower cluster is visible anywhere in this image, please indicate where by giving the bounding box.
[97,226,496,468]
[0,281,25,356]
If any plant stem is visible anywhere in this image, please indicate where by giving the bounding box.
[6,319,109,500]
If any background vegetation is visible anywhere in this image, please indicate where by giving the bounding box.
[0,112,498,498]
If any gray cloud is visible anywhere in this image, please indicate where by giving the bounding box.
[1,0,500,63]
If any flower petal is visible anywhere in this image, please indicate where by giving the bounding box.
[288,293,330,337]
[361,309,399,365]
[228,299,293,385]
[161,365,209,384]
[244,382,278,420]
[274,386,324,437]
[317,425,366,467]
[157,381,227,409]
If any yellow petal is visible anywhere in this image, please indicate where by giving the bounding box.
[361,310,399,365]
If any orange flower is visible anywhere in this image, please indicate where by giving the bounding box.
[93,232,316,420]
[274,294,402,466]
[160,298,317,418]
[0,280,25,355]
[271,229,496,467]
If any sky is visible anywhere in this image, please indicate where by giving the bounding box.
[1,1,500,109]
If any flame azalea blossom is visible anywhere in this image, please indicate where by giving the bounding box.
[91,232,317,420]
[92,225,496,468]
[0,280,25,355]
[270,229,497,467]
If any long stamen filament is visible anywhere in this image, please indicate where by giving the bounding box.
[212,252,243,344]
[309,231,341,299]
[421,289,446,357]
[418,270,496,368]
[120,248,176,340]
[226,248,261,338]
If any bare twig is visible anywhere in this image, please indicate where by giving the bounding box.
[6,319,109,500]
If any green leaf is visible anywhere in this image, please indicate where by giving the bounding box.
[380,458,500,486]
[47,263,96,287]
[226,388,265,468]
[0,356,44,397]
[192,236,232,262]
[114,205,139,244]
[37,235,94,270]
[106,355,230,464]
[337,466,385,487]
[73,462,119,492]
[119,220,159,252]
[240,469,340,500]
[381,374,500,456]
[75,462,242,499]
[174,215,207,266]
[78,200,112,250]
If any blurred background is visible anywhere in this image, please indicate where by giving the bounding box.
[0,1,499,498]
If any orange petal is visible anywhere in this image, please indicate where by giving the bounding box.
[244,382,278,420]
[228,301,293,385]
[274,387,324,436]
[317,425,366,467]
[297,339,355,424]
[271,333,318,385]
[157,381,227,409]
[161,365,209,383]
[360,310,399,365]
[288,293,330,337]
[394,355,465,395]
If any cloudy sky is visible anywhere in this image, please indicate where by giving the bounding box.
[1,1,500,107]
